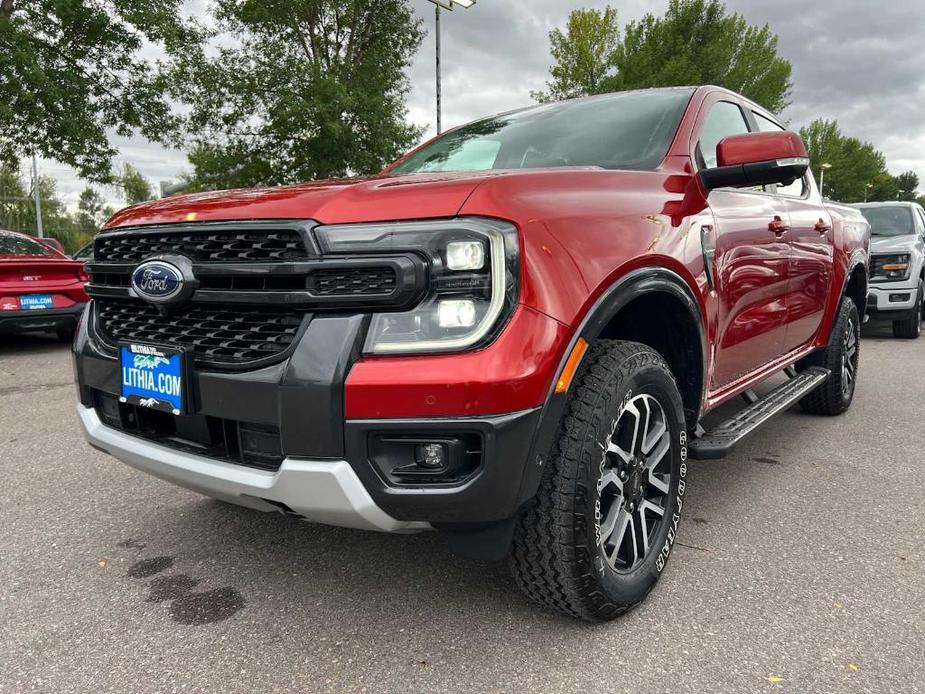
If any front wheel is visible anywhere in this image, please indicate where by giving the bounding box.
[799,299,860,415]
[509,341,687,621]
[892,283,922,339]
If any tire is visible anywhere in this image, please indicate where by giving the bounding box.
[55,322,76,343]
[798,299,860,415]
[509,340,688,621]
[892,283,922,339]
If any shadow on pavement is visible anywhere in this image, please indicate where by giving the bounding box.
[0,332,69,356]
[133,494,575,627]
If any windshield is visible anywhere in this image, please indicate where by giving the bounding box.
[0,231,55,256]
[391,88,694,174]
[859,206,916,237]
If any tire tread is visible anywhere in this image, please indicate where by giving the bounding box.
[509,340,678,621]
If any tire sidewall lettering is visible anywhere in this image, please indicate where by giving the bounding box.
[655,432,687,574]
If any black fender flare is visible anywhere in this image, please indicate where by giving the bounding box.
[839,251,869,315]
[514,266,707,508]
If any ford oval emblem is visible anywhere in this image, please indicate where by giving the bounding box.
[131,260,184,303]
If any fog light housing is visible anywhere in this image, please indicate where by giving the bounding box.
[368,433,483,485]
[889,293,910,303]
[415,442,447,469]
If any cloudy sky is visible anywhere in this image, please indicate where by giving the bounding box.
[37,0,925,208]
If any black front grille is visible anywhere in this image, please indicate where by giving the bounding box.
[313,267,397,296]
[95,391,283,471]
[95,229,310,263]
[94,299,306,366]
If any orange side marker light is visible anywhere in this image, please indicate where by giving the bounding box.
[555,338,589,394]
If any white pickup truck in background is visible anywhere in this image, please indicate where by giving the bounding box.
[853,201,925,338]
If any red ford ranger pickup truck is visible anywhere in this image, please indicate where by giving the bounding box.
[74,86,869,621]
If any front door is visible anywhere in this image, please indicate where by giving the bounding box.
[693,98,792,388]
[749,110,834,351]
[706,191,792,386]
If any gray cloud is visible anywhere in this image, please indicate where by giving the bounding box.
[39,0,925,209]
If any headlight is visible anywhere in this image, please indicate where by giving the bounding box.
[873,253,911,281]
[314,218,519,354]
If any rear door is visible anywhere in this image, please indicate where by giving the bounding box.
[751,111,834,351]
[693,97,793,388]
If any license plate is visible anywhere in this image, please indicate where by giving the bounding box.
[19,294,54,310]
[119,343,187,415]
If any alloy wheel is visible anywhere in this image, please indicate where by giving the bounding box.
[842,315,858,397]
[597,393,672,572]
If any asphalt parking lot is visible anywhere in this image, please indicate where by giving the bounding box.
[1,327,923,694]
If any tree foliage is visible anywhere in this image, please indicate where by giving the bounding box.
[531,7,620,103]
[0,162,96,251]
[0,0,199,183]
[75,186,113,232]
[118,163,154,206]
[534,0,792,113]
[893,171,920,202]
[798,119,919,202]
[174,0,424,190]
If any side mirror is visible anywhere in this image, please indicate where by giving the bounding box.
[699,131,809,191]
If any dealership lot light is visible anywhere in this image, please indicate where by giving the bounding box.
[425,0,477,133]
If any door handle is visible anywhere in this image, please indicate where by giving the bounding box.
[814,219,832,233]
[768,216,790,235]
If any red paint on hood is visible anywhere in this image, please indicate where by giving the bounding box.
[103,171,521,229]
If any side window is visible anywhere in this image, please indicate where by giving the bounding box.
[753,112,784,133]
[753,111,807,198]
[697,101,750,169]
[916,207,925,234]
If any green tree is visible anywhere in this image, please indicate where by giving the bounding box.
[118,163,154,206]
[532,6,620,102]
[0,163,32,232]
[536,0,792,113]
[799,119,889,202]
[0,0,200,182]
[175,0,424,190]
[0,162,91,251]
[615,0,792,112]
[75,187,112,232]
[894,171,920,202]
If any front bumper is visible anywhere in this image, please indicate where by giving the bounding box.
[0,303,85,335]
[79,405,429,532]
[867,283,919,320]
[74,304,556,527]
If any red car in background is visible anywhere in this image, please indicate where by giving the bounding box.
[0,229,89,340]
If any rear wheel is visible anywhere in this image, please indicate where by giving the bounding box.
[892,283,922,339]
[509,341,687,621]
[799,299,860,415]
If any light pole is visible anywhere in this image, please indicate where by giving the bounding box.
[425,0,476,134]
[31,154,44,238]
[864,182,873,202]
[819,162,832,197]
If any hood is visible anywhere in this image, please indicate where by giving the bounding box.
[103,171,523,230]
[870,234,919,254]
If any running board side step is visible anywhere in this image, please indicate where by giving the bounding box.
[689,367,830,460]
